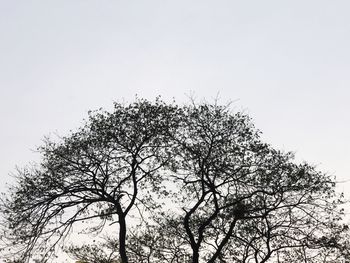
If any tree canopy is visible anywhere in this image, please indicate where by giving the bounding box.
[0,98,348,263]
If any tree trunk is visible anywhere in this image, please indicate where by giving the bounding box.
[192,248,200,263]
[118,214,128,263]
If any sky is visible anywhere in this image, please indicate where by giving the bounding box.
[1,0,350,260]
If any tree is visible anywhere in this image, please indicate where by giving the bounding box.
[165,103,348,263]
[0,98,180,263]
[0,98,348,263]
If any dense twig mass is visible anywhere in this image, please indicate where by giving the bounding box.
[1,99,348,263]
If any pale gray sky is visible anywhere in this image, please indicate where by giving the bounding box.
[1,0,350,211]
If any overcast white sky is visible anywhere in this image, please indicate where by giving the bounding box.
[1,0,350,235]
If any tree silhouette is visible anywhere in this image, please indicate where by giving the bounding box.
[0,99,348,263]
[0,99,179,263]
